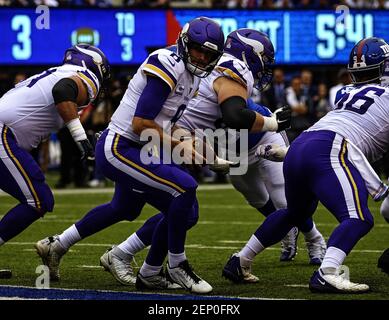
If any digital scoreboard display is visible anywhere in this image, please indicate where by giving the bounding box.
[0,8,388,65]
[172,9,389,64]
[0,9,166,65]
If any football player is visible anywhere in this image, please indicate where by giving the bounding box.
[223,37,389,293]
[36,17,226,294]
[99,30,325,287]
[0,44,109,256]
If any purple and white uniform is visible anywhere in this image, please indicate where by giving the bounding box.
[100,48,200,199]
[0,64,98,212]
[254,83,389,254]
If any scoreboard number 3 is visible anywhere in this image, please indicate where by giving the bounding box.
[12,15,32,60]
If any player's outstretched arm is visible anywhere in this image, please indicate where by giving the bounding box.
[53,76,94,162]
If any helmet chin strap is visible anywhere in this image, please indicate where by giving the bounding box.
[186,62,208,77]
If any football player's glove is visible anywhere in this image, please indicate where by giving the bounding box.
[273,105,292,132]
[256,144,289,162]
[208,156,238,174]
[378,248,389,275]
[76,139,95,164]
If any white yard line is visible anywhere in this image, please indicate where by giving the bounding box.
[0,184,234,197]
[285,284,309,288]
[6,241,385,253]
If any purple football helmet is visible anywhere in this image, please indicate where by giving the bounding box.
[348,37,389,85]
[63,44,111,86]
[177,17,224,78]
[224,29,275,91]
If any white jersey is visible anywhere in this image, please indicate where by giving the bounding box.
[177,53,254,131]
[307,83,389,163]
[109,47,200,143]
[0,64,99,151]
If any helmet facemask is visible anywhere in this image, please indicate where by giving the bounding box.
[177,18,224,78]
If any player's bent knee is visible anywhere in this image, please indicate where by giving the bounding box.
[186,200,199,230]
[34,188,55,216]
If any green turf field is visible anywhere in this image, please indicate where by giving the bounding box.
[0,184,388,300]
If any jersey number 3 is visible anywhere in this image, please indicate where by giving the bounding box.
[336,87,385,114]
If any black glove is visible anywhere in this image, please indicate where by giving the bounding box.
[378,248,389,275]
[274,105,292,132]
[76,139,95,164]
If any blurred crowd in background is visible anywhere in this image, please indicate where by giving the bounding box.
[4,64,381,188]
[1,0,389,9]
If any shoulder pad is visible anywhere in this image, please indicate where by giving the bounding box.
[76,68,100,100]
[142,49,184,91]
[215,57,251,89]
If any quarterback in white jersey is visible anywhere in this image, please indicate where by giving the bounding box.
[0,44,110,260]
[36,17,225,293]
[109,47,200,145]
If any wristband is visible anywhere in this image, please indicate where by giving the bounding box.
[66,118,87,142]
[261,116,278,132]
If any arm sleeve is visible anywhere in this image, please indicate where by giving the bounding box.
[52,78,79,105]
[134,75,171,120]
[219,96,257,130]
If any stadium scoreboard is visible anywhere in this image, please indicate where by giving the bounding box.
[0,8,388,65]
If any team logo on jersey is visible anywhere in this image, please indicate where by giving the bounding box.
[175,85,185,95]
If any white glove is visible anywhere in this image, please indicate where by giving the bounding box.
[256,144,289,162]
[374,182,389,202]
[208,156,237,174]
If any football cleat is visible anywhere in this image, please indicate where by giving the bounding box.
[309,269,370,294]
[222,253,259,283]
[35,235,67,281]
[306,234,327,265]
[280,227,299,261]
[100,246,136,285]
[135,269,182,290]
[167,260,213,294]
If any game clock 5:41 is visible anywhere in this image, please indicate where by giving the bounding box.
[0,9,166,65]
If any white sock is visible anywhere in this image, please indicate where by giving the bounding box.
[303,223,322,241]
[140,262,162,277]
[168,251,186,268]
[117,233,146,256]
[0,237,4,246]
[321,246,346,273]
[58,224,82,251]
[239,235,265,261]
